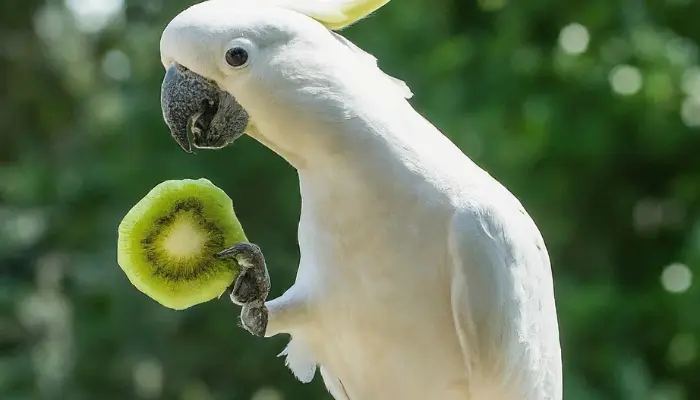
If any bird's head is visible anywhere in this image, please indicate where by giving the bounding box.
[159,0,409,154]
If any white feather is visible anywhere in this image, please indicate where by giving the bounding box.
[278,337,317,383]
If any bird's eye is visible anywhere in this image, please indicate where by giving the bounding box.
[225,47,249,68]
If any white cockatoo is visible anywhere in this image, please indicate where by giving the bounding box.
[158,0,562,399]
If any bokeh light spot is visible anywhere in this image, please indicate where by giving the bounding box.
[102,49,131,81]
[681,67,700,98]
[64,0,124,33]
[133,357,164,399]
[609,65,643,96]
[33,5,66,41]
[660,263,692,293]
[667,333,697,367]
[251,387,284,400]
[681,97,700,127]
[559,23,590,55]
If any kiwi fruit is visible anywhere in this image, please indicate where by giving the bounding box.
[117,178,246,310]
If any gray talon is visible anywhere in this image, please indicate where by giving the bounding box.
[216,242,271,336]
[240,302,268,337]
[229,270,260,305]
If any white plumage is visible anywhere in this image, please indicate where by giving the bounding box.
[160,0,562,398]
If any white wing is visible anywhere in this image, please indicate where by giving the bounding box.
[447,188,562,399]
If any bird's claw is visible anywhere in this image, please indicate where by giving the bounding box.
[216,242,270,337]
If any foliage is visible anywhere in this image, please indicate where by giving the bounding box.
[1,0,699,399]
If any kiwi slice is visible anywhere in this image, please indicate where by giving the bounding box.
[117,178,246,310]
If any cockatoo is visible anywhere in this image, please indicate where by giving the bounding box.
[158,0,563,399]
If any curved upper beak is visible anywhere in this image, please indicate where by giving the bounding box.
[160,63,249,153]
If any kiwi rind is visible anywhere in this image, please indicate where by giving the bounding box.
[117,178,247,310]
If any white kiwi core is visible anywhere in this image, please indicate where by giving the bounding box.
[162,213,208,259]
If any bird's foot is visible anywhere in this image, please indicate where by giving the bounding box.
[216,242,270,337]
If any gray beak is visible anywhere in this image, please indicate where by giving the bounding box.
[160,63,250,153]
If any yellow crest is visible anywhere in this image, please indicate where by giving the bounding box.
[312,0,391,30]
[269,0,391,30]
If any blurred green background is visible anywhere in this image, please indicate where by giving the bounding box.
[2,0,700,399]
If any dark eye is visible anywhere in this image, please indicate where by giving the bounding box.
[225,47,249,67]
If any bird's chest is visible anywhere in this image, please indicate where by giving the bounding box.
[292,185,466,398]
[296,183,448,307]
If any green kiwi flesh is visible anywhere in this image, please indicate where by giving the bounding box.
[117,178,246,310]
